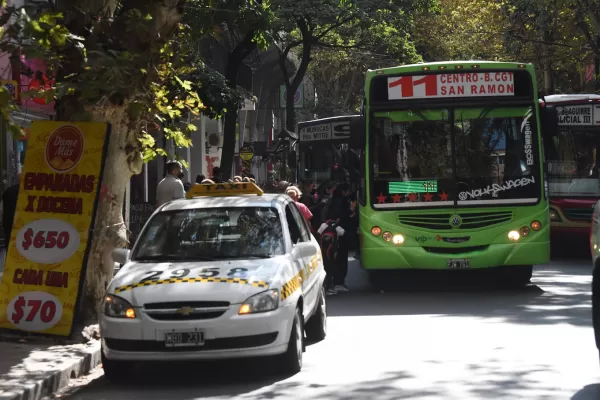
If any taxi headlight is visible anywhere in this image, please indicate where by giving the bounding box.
[239,289,279,315]
[103,294,136,319]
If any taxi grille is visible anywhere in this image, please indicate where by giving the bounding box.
[144,301,230,309]
[104,333,278,352]
[143,301,230,321]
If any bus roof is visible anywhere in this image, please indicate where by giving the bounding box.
[367,61,532,77]
[542,94,600,104]
[297,115,360,125]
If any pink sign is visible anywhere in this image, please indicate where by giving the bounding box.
[20,56,55,114]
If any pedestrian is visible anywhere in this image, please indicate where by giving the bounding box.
[329,183,354,292]
[156,161,185,207]
[277,180,290,193]
[195,174,205,184]
[311,181,337,231]
[298,180,316,208]
[211,167,224,183]
[285,186,312,223]
[316,217,345,296]
[0,173,21,249]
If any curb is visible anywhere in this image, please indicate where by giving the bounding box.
[0,341,101,400]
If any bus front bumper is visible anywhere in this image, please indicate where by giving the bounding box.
[360,240,550,270]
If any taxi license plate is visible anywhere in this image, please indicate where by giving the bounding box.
[165,330,205,348]
[447,259,469,269]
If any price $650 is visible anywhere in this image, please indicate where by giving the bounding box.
[22,229,70,251]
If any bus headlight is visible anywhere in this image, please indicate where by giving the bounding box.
[520,226,530,237]
[508,230,520,241]
[382,232,393,242]
[392,234,405,245]
[531,221,542,231]
[371,226,382,236]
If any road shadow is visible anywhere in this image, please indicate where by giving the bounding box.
[571,384,600,399]
[63,368,447,400]
[63,359,599,399]
[329,257,592,328]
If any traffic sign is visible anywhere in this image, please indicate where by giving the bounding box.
[240,145,254,161]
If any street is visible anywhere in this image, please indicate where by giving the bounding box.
[54,255,599,400]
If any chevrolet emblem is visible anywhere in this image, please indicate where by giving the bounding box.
[176,306,194,316]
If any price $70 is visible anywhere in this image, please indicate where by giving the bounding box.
[11,296,57,325]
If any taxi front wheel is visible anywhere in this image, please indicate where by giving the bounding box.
[305,286,327,342]
[279,307,303,374]
[102,350,133,383]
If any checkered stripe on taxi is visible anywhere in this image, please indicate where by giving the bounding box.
[114,277,270,294]
[281,253,321,300]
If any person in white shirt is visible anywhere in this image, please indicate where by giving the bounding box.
[156,161,185,207]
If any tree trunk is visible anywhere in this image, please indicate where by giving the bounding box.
[285,21,313,131]
[76,104,143,328]
[221,108,238,179]
[220,32,256,179]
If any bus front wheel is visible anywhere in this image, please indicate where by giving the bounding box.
[501,265,533,286]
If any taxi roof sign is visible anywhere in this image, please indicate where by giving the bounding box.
[186,182,264,199]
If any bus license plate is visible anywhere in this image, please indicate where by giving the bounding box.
[447,259,469,269]
[165,330,205,348]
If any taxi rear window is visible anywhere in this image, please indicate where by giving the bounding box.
[132,207,284,261]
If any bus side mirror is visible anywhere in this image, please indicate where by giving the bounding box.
[541,105,559,137]
[350,116,365,150]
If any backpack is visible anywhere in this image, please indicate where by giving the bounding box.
[317,220,340,261]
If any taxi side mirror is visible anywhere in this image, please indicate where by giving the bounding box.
[294,242,317,259]
[112,248,130,264]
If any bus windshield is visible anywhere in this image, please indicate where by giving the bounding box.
[298,142,347,184]
[371,106,541,207]
[544,127,600,197]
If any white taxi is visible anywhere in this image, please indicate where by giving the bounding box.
[100,183,326,380]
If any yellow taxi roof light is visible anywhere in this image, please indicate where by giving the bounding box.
[186,182,264,199]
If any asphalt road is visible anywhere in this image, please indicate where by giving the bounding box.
[54,253,600,400]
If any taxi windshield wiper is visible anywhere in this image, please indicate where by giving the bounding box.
[133,255,179,262]
[185,255,217,261]
[135,255,216,262]
[239,255,274,259]
[210,254,274,260]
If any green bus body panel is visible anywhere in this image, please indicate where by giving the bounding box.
[361,61,550,270]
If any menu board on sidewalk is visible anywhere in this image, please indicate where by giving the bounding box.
[0,122,110,336]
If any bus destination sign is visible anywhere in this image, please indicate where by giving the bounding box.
[299,120,351,142]
[556,105,600,126]
[388,72,515,100]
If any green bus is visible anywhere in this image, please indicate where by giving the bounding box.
[356,61,551,285]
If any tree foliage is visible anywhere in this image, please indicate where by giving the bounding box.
[274,0,436,129]
[308,9,427,118]
[0,0,267,326]
[0,0,246,162]
[413,0,595,94]
[185,0,275,177]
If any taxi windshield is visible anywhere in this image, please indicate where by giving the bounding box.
[132,207,284,261]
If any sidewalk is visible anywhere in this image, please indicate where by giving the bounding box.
[0,337,101,400]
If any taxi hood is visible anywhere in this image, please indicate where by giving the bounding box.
[108,258,286,307]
